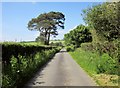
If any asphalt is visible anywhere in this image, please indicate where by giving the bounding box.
[25,49,97,87]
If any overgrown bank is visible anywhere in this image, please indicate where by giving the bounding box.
[69,42,119,86]
[64,2,119,86]
[1,42,61,88]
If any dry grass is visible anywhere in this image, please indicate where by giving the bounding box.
[93,73,119,86]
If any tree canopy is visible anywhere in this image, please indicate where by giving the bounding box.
[28,11,65,45]
[82,2,120,41]
[64,24,92,47]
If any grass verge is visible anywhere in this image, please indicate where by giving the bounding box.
[69,48,119,86]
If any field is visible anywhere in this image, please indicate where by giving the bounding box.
[50,40,64,43]
[50,40,65,45]
[0,41,43,45]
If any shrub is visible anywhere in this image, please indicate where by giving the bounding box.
[81,43,95,51]
[2,46,61,88]
[81,42,118,60]
[66,45,75,51]
[96,53,118,74]
[70,48,118,75]
[1,43,53,64]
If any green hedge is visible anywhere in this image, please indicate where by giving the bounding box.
[66,45,75,52]
[81,42,118,59]
[1,43,61,88]
[80,42,119,75]
[1,43,54,64]
[70,48,118,75]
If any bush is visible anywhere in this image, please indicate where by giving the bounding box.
[70,48,118,75]
[50,42,63,47]
[81,43,95,51]
[66,45,75,51]
[96,53,118,74]
[81,42,119,75]
[2,45,61,88]
[1,43,53,64]
[81,42,118,59]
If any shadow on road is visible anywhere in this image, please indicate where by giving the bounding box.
[24,49,67,88]
[59,48,67,53]
[59,50,67,53]
[24,53,57,87]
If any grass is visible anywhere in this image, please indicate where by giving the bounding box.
[21,42,42,45]
[50,40,64,43]
[1,41,64,46]
[69,48,98,75]
[93,74,118,86]
[69,48,119,86]
[0,41,48,47]
[2,47,61,88]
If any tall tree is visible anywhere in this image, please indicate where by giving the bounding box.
[82,2,120,41]
[35,32,45,44]
[28,11,65,45]
[64,24,92,47]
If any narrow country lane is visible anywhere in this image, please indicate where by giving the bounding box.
[25,49,97,87]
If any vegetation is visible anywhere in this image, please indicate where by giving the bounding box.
[64,24,92,49]
[2,11,65,88]
[50,42,63,47]
[82,2,120,42]
[1,42,54,64]
[35,32,45,44]
[28,11,65,45]
[2,42,61,88]
[2,1,120,87]
[64,2,119,86]
[69,48,118,86]
[49,40,64,47]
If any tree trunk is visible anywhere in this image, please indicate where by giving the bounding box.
[47,31,51,45]
[44,29,48,45]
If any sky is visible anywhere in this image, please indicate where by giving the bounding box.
[1,2,103,42]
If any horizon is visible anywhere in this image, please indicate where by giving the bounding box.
[1,2,103,42]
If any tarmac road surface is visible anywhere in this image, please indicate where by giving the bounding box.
[25,49,97,87]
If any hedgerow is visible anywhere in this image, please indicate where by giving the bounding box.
[80,41,119,75]
[1,43,61,88]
